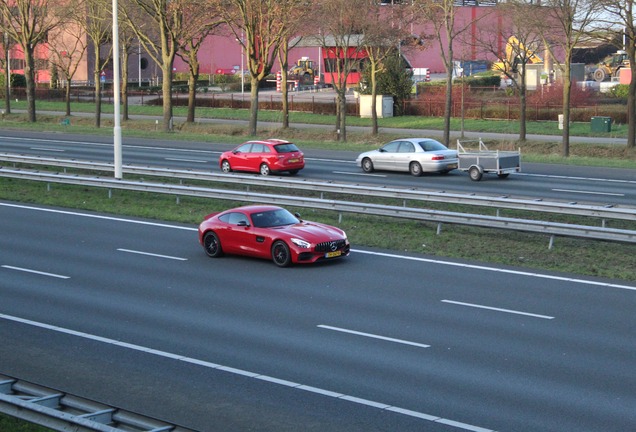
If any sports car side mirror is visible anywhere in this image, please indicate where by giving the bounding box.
[237,220,250,227]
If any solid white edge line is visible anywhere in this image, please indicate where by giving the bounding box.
[1,265,70,279]
[2,202,635,292]
[30,147,65,152]
[0,312,495,432]
[164,157,209,163]
[2,202,634,292]
[117,248,187,261]
[551,188,624,197]
[318,324,430,348]
[441,300,555,320]
[352,249,636,292]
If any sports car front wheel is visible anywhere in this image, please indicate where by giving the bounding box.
[271,240,291,267]
[203,231,223,257]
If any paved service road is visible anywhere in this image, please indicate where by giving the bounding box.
[2,130,636,207]
[1,202,635,431]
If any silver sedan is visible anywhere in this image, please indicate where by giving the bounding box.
[355,138,458,176]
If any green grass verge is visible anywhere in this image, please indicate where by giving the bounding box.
[0,414,52,432]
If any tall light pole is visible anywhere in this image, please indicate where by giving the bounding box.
[112,0,122,179]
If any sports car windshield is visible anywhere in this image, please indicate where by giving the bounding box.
[251,209,299,228]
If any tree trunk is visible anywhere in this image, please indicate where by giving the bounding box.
[281,71,289,129]
[4,44,10,115]
[65,82,71,116]
[94,70,102,128]
[122,49,129,121]
[370,63,378,136]
[519,68,527,142]
[443,73,453,146]
[628,61,636,149]
[24,46,36,122]
[187,62,199,123]
[338,91,347,142]
[279,46,290,129]
[249,76,260,136]
[561,65,571,158]
[161,63,173,132]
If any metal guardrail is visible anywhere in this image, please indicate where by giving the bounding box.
[1,165,636,245]
[0,374,195,432]
[2,152,635,222]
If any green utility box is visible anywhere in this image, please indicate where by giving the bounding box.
[591,116,612,132]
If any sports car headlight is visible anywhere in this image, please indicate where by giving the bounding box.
[291,238,311,248]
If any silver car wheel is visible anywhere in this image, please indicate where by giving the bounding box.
[409,161,423,177]
[361,158,374,173]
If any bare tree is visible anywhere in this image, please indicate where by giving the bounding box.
[48,17,89,116]
[0,0,63,122]
[277,1,307,130]
[118,23,137,121]
[362,2,413,136]
[413,0,476,146]
[78,0,113,128]
[536,0,601,157]
[121,0,183,132]
[1,19,12,114]
[312,0,372,142]
[217,0,288,136]
[476,1,545,142]
[176,0,223,123]
[595,0,635,149]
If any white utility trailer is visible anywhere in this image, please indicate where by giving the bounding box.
[457,139,521,181]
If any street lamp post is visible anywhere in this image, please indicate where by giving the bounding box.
[112,0,122,179]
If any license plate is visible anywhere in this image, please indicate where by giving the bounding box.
[325,250,342,258]
[447,163,458,169]
[288,158,299,163]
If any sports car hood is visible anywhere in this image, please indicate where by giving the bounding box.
[278,222,345,242]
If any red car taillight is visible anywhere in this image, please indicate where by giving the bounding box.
[431,155,445,160]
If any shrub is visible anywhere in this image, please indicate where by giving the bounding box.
[607,84,629,99]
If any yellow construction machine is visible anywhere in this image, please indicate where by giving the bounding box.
[591,50,628,82]
[288,57,315,83]
[491,36,542,75]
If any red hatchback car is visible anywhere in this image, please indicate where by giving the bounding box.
[219,139,305,176]
[198,205,350,267]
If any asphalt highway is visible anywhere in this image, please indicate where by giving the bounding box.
[1,130,636,207]
[1,202,635,431]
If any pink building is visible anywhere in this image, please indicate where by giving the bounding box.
[173,4,508,80]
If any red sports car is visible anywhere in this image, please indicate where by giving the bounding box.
[219,139,305,176]
[198,205,350,267]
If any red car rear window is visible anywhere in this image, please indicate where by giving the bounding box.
[273,143,300,153]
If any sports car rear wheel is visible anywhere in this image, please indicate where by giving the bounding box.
[271,240,291,267]
[203,231,223,257]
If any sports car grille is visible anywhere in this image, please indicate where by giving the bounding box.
[315,239,347,252]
